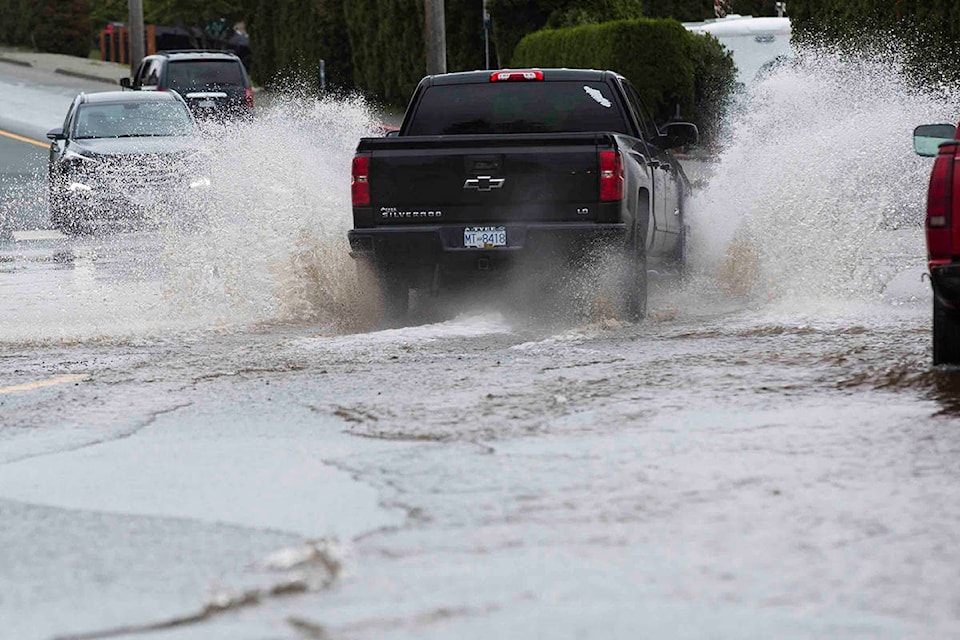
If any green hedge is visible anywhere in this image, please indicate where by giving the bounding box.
[0,0,91,57]
[511,18,735,134]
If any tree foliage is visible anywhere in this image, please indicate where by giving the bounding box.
[0,0,92,56]
[0,0,35,47]
[789,0,960,83]
[240,0,351,89]
[725,0,781,17]
[446,0,485,72]
[640,0,712,22]
[487,0,644,66]
[342,0,425,104]
[343,0,490,101]
[88,0,243,27]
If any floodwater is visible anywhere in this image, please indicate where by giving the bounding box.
[1,48,959,639]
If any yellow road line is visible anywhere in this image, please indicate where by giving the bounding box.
[0,128,47,148]
[0,374,89,395]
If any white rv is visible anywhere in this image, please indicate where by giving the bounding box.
[684,15,794,87]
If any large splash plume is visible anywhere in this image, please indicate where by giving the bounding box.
[159,91,384,333]
[683,44,959,309]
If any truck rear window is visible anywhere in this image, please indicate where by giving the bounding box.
[406,81,629,135]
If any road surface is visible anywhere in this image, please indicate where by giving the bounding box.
[1,53,958,640]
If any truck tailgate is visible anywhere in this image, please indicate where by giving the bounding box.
[358,132,614,224]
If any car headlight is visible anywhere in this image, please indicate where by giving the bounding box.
[188,176,211,189]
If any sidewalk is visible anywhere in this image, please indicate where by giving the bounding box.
[0,47,127,85]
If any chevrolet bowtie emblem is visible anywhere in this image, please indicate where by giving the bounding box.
[463,176,505,192]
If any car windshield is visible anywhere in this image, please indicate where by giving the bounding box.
[73,101,194,138]
[406,81,629,135]
[167,60,245,92]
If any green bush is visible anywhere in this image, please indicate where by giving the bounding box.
[511,18,735,135]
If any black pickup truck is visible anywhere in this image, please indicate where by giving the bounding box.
[348,68,697,321]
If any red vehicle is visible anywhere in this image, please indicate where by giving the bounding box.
[914,123,960,364]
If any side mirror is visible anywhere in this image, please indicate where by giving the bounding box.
[914,123,956,157]
[660,122,698,149]
[119,77,132,89]
[46,128,65,141]
[385,130,399,137]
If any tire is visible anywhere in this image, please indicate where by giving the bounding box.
[933,296,960,365]
[577,243,647,323]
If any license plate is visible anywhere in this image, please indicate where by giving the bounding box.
[197,100,216,108]
[464,226,506,248]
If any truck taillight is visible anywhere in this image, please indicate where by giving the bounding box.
[927,145,956,259]
[244,87,254,109]
[599,150,624,202]
[490,70,543,82]
[352,155,371,206]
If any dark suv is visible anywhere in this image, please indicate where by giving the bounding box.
[122,50,253,119]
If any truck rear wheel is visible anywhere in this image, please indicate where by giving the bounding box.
[933,296,960,365]
[579,244,647,323]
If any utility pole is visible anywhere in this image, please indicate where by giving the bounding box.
[483,0,491,70]
[424,0,447,75]
[128,0,145,76]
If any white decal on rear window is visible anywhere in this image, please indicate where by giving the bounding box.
[583,86,612,108]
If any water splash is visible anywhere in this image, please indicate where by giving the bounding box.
[0,91,385,343]
[158,92,383,332]
[683,45,957,309]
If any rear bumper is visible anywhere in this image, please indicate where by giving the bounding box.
[930,262,960,309]
[349,222,627,286]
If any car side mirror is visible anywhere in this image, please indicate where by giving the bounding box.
[385,130,399,137]
[119,77,132,89]
[660,122,698,149]
[914,123,956,157]
[46,128,65,141]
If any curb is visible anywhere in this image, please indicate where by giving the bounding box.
[54,68,122,85]
[0,56,32,68]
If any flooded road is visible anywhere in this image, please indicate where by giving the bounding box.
[2,50,960,639]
